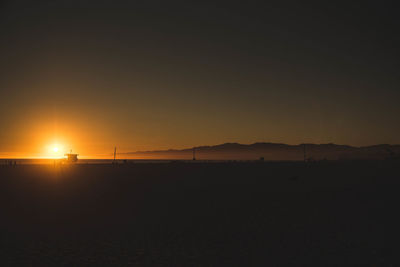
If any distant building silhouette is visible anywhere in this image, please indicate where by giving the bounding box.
[65,150,78,163]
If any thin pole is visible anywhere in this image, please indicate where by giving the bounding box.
[193,147,196,161]
[114,147,117,161]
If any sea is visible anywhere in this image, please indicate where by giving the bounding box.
[0,158,230,165]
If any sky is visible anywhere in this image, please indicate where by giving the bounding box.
[0,0,399,158]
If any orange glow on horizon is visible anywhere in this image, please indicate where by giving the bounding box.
[46,143,65,159]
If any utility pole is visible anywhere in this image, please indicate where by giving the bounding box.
[193,147,196,161]
[114,147,117,162]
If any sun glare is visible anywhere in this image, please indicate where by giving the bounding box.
[47,144,64,159]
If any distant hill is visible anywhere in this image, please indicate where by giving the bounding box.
[122,143,400,161]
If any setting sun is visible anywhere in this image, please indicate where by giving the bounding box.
[47,144,64,159]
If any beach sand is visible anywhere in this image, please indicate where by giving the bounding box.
[1,161,399,266]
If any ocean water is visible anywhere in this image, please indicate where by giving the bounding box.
[0,158,178,165]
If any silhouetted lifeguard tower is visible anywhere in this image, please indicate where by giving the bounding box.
[65,150,78,163]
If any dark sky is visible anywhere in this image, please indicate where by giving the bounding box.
[1,0,399,157]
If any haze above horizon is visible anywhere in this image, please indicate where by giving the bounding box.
[1,1,399,158]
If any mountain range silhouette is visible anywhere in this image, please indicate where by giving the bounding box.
[122,143,400,160]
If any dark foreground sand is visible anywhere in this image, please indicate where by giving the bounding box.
[0,161,399,266]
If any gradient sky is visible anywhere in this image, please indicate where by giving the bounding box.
[1,0,399,158]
